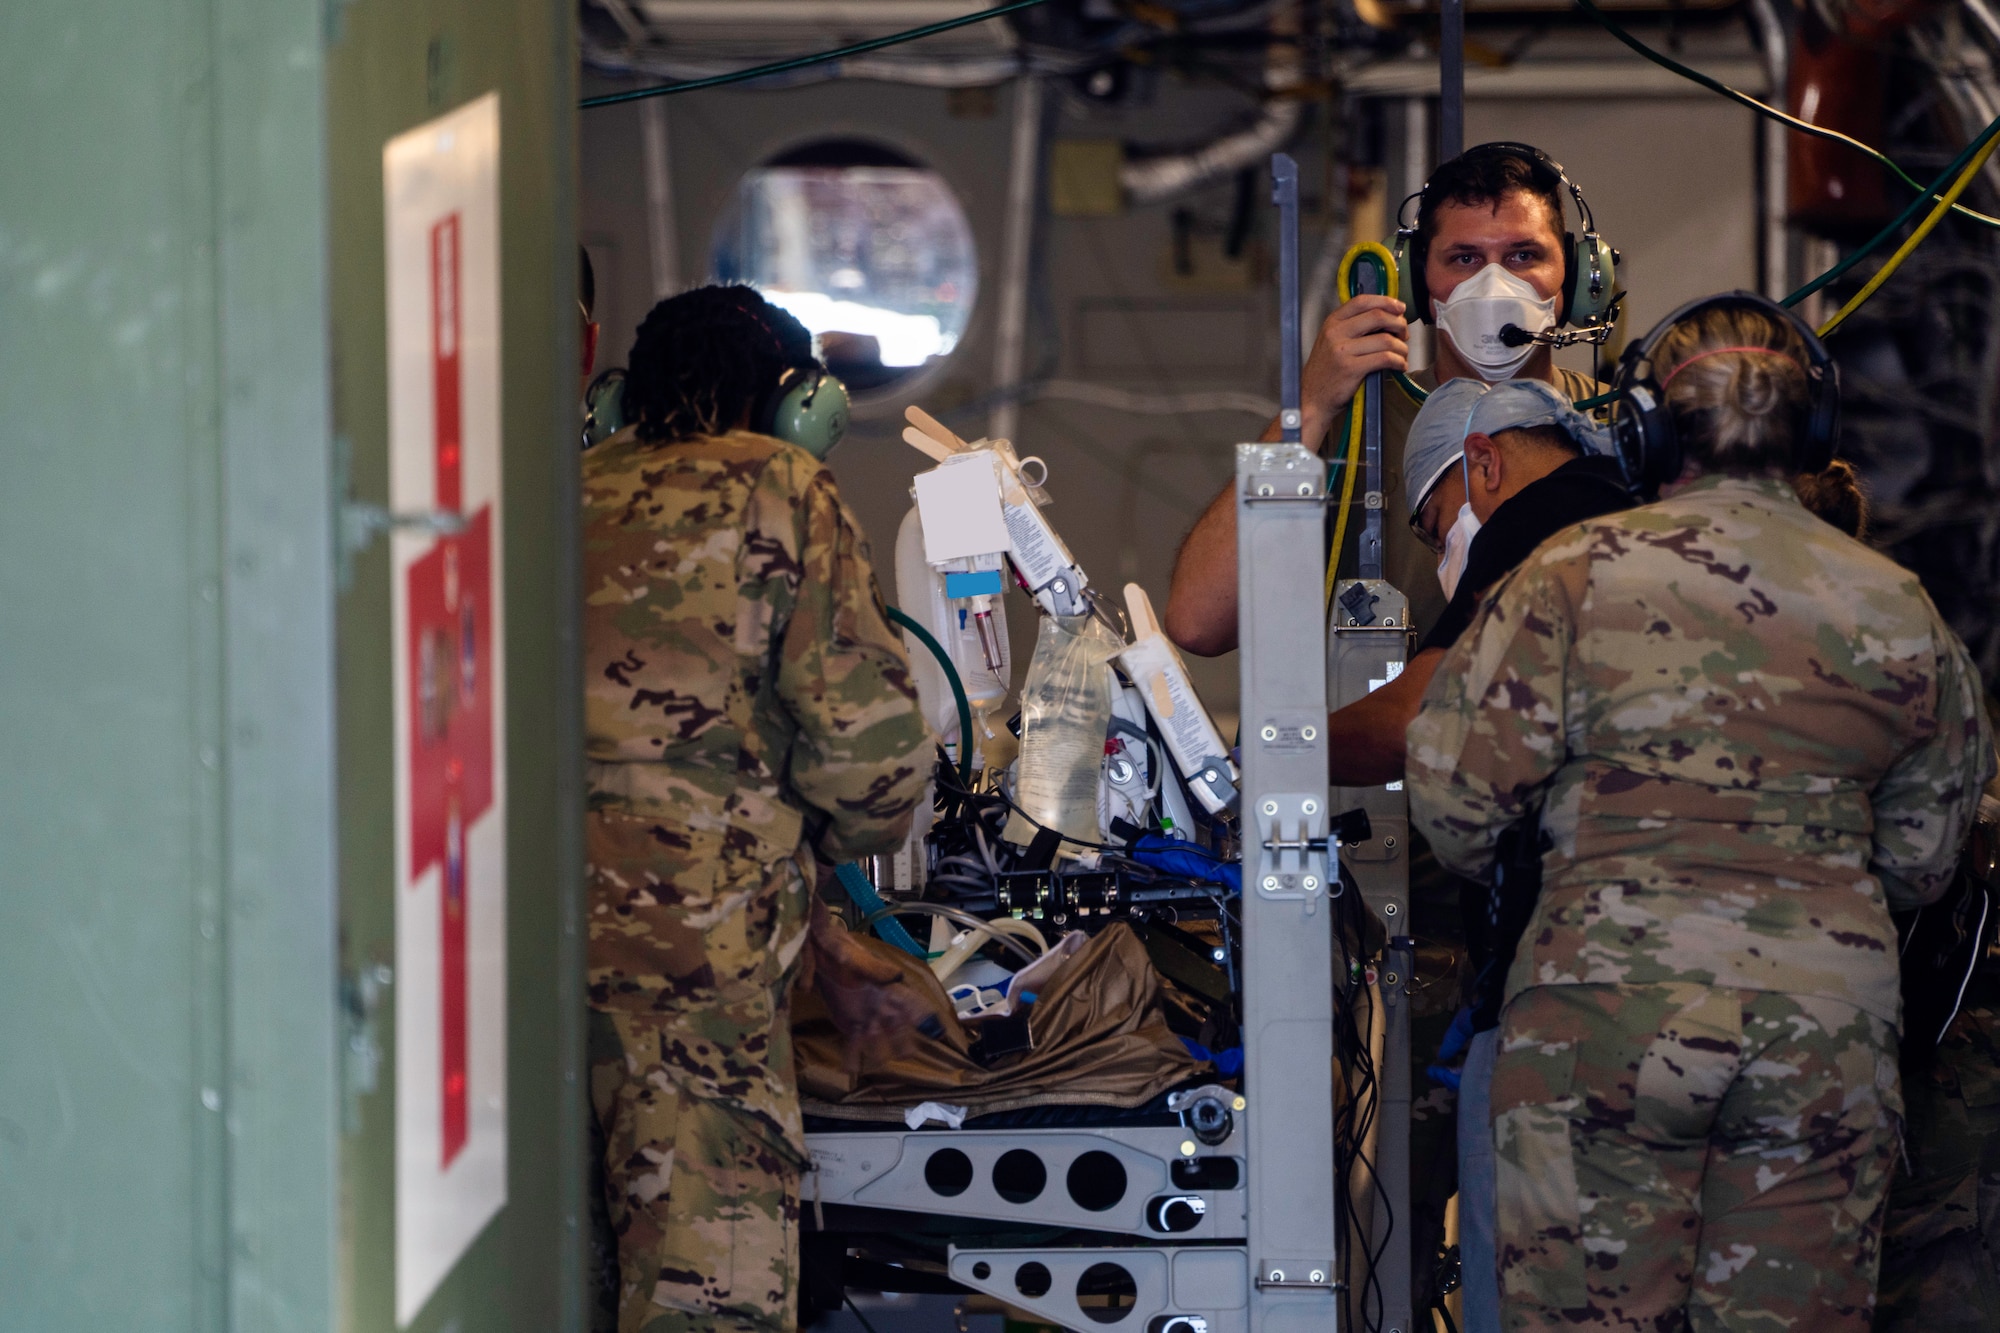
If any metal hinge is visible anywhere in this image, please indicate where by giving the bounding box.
[340,961,393,1135]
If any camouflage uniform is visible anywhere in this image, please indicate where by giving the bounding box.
[582,427,930,1333]
[1408,473,1993,1329]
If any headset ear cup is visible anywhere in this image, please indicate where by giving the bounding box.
[752,367,787,438]
[770,370,851,460]
[1611,378,1678,499]
[1796,366,1840,473]
[1559,230,1579,328]
[1392,229,1427,323]
[1564,234,1618,329]
[1649,408,1683,495]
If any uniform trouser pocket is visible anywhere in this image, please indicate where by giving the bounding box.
[591,1011,802,1333]
[1493,984,1903,1333]
[1490,1020,1585,1320]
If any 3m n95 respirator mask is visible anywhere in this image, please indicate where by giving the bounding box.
[1433,264,1557,380]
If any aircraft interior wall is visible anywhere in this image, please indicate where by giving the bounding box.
[579,29,1761,726]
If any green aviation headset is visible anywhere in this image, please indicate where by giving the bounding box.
[579,339,853,460]
[1391,141,1620,333]
[1608,290,1840,499]
[760,362,851,461]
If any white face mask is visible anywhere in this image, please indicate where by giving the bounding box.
[1432,263,1558,380]
[1437,502,1482,600]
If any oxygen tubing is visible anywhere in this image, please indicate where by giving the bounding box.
[834,862,929,958]
[1327,402,1364,609]
[886,605,974,786]
[852,896,1040,960]
[1785,113,2000,311]
[833,605,977,960]
[1817,122,2000,335]
[1570,112,2000,405]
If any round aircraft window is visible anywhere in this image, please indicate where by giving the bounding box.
[713,138,978,395]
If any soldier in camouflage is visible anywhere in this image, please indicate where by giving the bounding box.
[1408,296,1994,1330]
[582,287,931,1333]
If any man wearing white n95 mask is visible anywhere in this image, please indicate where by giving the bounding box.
[1164,142,1612,657]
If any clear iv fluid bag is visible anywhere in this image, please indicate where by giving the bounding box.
[1014,613,1123,847]
[893,507,1011,742]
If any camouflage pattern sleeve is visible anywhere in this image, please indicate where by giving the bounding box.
[755,457,931,862]
[1870,617,1996,909]
[1406,552,1579,882]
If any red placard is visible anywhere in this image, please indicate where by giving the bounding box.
[430,214,463,514]
[408,206,487,1166]
[387,94,508,1318]
[405,512,493,1165]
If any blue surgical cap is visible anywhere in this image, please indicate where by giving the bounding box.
[1403,377,1611,518]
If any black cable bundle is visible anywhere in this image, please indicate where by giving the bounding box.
[1330,861,1392,1333]
[925,746,1017,903]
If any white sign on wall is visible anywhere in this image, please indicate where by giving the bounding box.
[383,91,508,1327]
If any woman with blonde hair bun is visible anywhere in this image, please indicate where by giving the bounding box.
[1648,300,1820,471]
[1408,292,1993,1330]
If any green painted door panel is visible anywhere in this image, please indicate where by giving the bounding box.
[327,2,584,1329]
[1,0,339,1327]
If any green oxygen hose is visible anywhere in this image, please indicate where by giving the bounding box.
[886,605,975,786]
[826,604,980,960]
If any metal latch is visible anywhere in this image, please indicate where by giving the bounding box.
[1252,792,1332,913]
[334,431,468,590]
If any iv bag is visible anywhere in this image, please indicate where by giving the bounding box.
[1011,613,1123,849]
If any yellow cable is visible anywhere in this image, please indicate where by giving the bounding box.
[1324,243,1401,610]
[1325,396,1364,607]
[1820,131,2000,337]
[1335,241,1401,307]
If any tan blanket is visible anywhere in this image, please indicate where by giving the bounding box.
[796,921,1208,1122]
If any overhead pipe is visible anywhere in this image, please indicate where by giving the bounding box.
[1119,2,1304,204]
[1439,0,1464,159]
[1119,98,1305,204]
[1745,0,1790,296]
[990,75,1049,444]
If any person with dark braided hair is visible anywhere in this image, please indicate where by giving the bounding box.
[582,284,931,1333]
[621,285,815,444]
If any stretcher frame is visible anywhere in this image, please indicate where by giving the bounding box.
[800,153,1418,1333]
[802,436,1338,1333]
